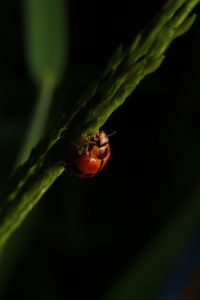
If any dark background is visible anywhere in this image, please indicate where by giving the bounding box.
[0,0,200,299]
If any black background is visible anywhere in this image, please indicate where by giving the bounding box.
[0,0,200,299]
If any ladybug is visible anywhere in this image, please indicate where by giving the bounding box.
[65,130,115,178]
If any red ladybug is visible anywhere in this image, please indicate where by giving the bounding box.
[65,130,115,178]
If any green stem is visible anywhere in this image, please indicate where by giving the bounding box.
[15,79,55,167]
[0,0,199,246]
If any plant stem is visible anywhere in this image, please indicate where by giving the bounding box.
[0,0,199,246]
[15,78,55,167]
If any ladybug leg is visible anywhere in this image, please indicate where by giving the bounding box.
[70,140,84,155]
[85,143,91,156]
[82,134,95,143]
[82,133,97,144]
[82,133,96,156]
[82,133,90,143]
[85,141,95,156]
[93,130,100,141]
[107,131,117,137]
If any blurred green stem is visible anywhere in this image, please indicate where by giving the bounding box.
[16,0,67,167]
[16,79,55,166]
[0,0,68,291]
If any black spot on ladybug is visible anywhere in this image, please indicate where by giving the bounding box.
[97,148,108,159]
[84,173,95,178]
[98,159,104,172]
[71,164,84,175]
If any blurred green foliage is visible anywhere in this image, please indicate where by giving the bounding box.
[22,0,67,85]
[16,0,68,165]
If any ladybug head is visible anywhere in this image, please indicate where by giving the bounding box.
[93,131,109,146]
[94,130,116,146]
